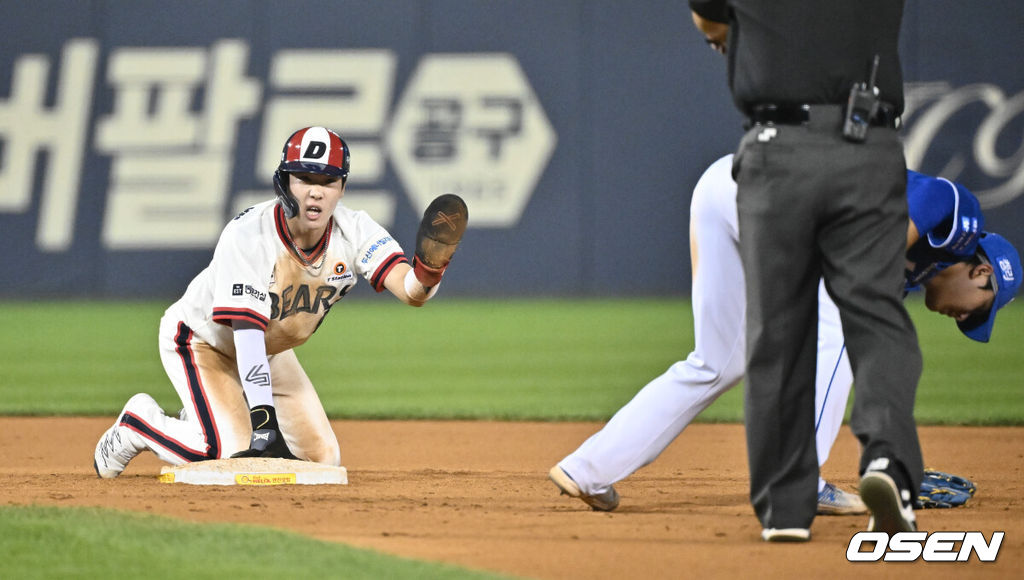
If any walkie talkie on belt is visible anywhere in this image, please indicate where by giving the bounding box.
[843,55,881,142]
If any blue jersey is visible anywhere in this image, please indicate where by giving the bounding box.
[904,171,983,290]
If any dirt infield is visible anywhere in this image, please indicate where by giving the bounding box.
[2,418,1020,579]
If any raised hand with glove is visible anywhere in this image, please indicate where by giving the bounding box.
[389,194,468,305]
[414,194,468,286]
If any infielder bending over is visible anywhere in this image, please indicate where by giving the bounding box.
[95,126,467,476]
[550,154,1020,514]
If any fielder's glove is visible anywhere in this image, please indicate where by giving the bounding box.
[412,194,468,287]
[230,404,298,460]
[917,469,976,508]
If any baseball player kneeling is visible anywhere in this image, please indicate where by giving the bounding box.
[94,126,467,476]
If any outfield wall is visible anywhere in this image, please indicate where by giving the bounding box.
[2,1,1021,298]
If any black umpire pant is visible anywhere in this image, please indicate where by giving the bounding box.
[733,109,923,530]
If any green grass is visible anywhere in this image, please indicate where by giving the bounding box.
[910,296,1024,424]
[1,297,1020,577]
[0,505,503,579]
[0,298,1021,423]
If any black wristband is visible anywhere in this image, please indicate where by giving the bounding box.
[249,404,280,432]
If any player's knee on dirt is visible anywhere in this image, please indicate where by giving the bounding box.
[218,431,254,459]
[302,438,342,466]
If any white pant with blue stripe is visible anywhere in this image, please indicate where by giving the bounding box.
[558,155,853,496]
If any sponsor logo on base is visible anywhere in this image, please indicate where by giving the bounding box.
[236,473,298,486]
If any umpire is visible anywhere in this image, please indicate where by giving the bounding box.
[689,1,922,541]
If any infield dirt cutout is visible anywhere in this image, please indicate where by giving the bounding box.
[2,418,1020,579]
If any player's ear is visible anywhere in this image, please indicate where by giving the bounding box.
[970,262,994,280]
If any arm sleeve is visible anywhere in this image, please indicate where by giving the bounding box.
[233,327,273,408]
[209,221,273,329]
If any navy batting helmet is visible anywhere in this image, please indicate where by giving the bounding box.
[273,126,350,218]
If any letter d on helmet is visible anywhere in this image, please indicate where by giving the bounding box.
[273,126,351,218]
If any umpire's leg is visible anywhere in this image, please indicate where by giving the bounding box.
[734,127,823,531]
[817,130,923,494]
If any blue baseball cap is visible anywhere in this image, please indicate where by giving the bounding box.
[958,232,1021,342]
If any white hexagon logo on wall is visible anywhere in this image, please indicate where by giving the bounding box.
[387,54,557,227]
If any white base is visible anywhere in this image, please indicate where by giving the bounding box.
[158,457,348,486]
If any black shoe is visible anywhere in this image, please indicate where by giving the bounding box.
[860,457,916,533]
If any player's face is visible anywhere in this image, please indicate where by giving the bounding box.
[287,171,344,233]
[922,261,996,322]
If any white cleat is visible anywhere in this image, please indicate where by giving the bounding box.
[93,393,159,479]
[548,465,620,512]
[817,481,868,515]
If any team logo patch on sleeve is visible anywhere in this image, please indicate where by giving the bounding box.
[231,283,267,302]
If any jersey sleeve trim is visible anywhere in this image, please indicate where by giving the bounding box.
[370,252,409,292]
[211,307,270,330]
[926,177,961,249]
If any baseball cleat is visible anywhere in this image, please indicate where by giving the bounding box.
[93,393,157,478]
[761,528,811,542]
[548,465,620,512]
[816,481,868,515]
[860,459,917,533]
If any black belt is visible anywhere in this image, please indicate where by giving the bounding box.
[747,103,900,129]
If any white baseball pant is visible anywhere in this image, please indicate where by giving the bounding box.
[558,154,853,495]
[119,313,342,466]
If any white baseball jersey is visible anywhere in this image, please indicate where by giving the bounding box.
[166,199,407,357]
[118,199,408,466]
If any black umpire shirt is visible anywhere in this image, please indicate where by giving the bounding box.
[688,0,905,117]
